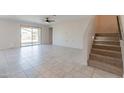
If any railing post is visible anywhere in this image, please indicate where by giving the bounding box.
[117,16,122,40]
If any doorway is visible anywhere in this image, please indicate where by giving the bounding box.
[21,26,41,47]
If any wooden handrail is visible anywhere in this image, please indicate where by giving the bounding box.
[117,16,122,40]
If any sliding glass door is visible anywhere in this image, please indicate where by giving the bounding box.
[21,26,41,46]
[32,28,40,45]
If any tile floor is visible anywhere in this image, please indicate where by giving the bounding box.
[0,45,121,78]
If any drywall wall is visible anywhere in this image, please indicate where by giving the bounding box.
[53,20,83,49]
[95,15,118,33]
[0,20,20,50]
[0,19,50,50]
[53,16,94,49]
[83,16,95,64]
[53,18,82,49]
[119,16,124,76]
[53,16,95,65]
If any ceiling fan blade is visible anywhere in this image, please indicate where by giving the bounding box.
[49,20,55,22]
[40,16,56,23]
[46,20,55,23]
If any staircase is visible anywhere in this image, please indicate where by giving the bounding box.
[88,33,123,76]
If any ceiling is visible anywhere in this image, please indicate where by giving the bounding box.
[0,15,88,25]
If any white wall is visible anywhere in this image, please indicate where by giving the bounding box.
[82,16,95,64]
[0,19,49,50]
[53,16,95,49]
[0,20,20,50]
[53,16,95,65]
[53,19,83,49]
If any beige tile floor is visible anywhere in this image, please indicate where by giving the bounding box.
[0,45,121,78]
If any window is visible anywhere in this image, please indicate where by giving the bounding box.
[21,26,41,46]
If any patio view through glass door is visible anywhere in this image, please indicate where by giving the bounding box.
[21,26,41,46]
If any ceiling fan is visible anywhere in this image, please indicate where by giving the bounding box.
[45,17,55,23]
[41,15,56,23]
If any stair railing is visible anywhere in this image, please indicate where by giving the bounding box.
[117,16,123,40]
